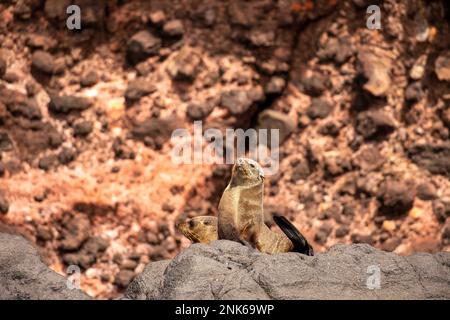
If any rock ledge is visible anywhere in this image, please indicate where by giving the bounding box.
[125,240,450,300]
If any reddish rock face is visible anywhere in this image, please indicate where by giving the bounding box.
[435,51,450,82]
[126,30,161,65]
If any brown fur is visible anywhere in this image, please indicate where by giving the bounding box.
[176,216,218,244]
[218,158,294,254]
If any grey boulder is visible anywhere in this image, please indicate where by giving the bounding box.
[0,233,91,300]
[125,240,450,300]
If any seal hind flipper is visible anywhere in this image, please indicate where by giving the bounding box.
[273,214,314,256]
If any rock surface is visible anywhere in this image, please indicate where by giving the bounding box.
[126,30,161,65]
[0,55,6,78]
[125,78,156,104]
[48,95,92,114]
[125,240,450,300]
[31,51,57,75]
[0,233,90,300]
[257,109,296,145]
[1,234,449,300]
[435,51,450,81]
[357,50,392,97]
[407,143,450,177]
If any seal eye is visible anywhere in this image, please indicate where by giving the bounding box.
[189,220,196,228]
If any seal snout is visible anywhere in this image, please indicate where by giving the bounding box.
[236,157,246,166]
[175,219,187,231]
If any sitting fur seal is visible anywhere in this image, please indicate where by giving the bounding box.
[217,158,313,255]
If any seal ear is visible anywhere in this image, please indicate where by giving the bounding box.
[273,214,314,256]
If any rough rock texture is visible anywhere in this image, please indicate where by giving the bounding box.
[407,143,450,177]
[125,240,450,300]
[0,233,90,300]
[1,235,449,300]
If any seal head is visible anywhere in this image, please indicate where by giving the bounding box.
[176,216,218,244]
[230,158,264,187]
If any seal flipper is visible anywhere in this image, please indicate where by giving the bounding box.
[238,222,259,251]
[273,214,314,256]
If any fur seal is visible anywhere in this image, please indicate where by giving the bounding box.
[217,158,314,255]
[177,214,313,256]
